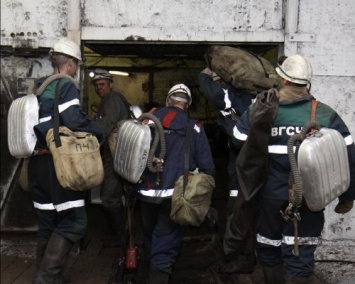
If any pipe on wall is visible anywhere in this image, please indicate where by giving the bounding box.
[67,0,81,44]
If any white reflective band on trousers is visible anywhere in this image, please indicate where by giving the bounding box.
[138,188,174,198]
[229,189,238,197]
[256,233,320,247]
[33,199,85,212]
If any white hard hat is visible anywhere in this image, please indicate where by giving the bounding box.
[49,37,82,61]
[166,84,192,106]
[275,54,312,85]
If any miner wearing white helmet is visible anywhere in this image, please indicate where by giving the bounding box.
[135,83,215,283]
[49,37,82,62]
[225,54,355,283]
[165,83,192,108]
[276,54,313,89]
[30,37,103,283]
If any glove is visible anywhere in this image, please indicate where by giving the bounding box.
[201,67,214,77]
[334,199,354,214]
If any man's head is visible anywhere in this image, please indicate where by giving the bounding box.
[166,84,192,110]
[49,37,82,77]
[91,69,113,98]
[275,54,312,88]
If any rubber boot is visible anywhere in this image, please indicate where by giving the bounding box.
[33,233,73,284]
[218,253,255,274]
[102,206,125,247]
[136,242,151,282]
[285,274,321,284]
[263,264,285,284]
[36,237,48,270]
[147,268,169,284]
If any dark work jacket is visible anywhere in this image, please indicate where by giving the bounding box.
[33,77,103,148]
[96,91,130,137]
[135,106,215,204]
[198,72,256,192]
[198,73,255,119]
[230,96,355,201]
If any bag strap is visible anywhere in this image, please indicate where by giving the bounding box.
[35,74,79,96]
[182,120,192,196]
[127,193,137,248]
[311,99,319,121]
[53,79,62,148]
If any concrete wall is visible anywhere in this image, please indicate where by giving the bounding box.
[0,0,71,49]
[81,0,283,42]
[1,0,354,242]
[283,0,355,241]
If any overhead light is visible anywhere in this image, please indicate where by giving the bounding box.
[109,71,131,76]
[89,71,95,78]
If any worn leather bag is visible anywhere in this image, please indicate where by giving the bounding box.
[204,45,280,93]
[46,126,104,191]
[170,173,215,226]
[236,88,279,200]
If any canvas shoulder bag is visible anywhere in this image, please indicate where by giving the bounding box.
[170,121,215,226]
[46,80,104,191]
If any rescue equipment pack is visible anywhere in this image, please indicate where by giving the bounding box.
[7,74,79,158]
[113,113,166,184]
[282,100,350,257]
[288,122,350,212]
[204,45,280,93]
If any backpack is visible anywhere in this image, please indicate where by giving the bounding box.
[290,123,350,212]
[113,112,166,184]
[204,45,280,93]
[287,101,350,212]
[7,74,79,158]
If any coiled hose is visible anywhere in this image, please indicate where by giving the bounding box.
[286,121,321,216]
[286,121,320,256]
[137,113,166,178]
[35,74,79,96]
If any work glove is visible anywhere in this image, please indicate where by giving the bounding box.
[201,67,214,77]
[334,198,354,214]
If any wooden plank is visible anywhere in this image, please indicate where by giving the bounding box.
[12,261,36,284]
[67,246,120,284]
[0,257,33,284]
[1,255,17,271]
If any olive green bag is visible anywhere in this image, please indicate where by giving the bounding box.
[170,172,215,227]
[170,121,215,226]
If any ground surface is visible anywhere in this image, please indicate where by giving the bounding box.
[2,204,354,284]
